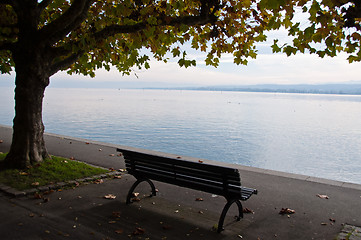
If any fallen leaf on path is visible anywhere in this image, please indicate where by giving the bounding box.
[0,140,3,143]
[29,213,35,217]
[162,225,172,230]
[243,208,254,214]
[109,154,115,157]
[115,229,123,234]
[94,179,103,184]
[195,198,203,201]
[34,193,43,199]
[112,211,121,218]
[104,194,116,199]
[279,208,295,215]
[198,160,203,163]
[132,192,139,197]
[19,171,28,176]
[321,222,328,225]
[31,182,40,186]
[131,197,141,202]
[69,157,75,160]
[329,218,336,222]
[85,142,90,145]
[113,175,122,179]
[133,227,145,235]
[317,194,329,199]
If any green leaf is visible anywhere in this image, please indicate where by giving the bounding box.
[304,25,315,39]
[259,0,286,10]
[271,39,282,53]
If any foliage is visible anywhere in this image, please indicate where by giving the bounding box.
[1,0,359,79]
[266,0,361,63]
[0,153,108,190]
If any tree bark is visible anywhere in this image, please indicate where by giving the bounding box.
[4,51,50,169]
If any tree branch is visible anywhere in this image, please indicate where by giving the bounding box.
[93,12,214,42]
[0,41,15,51]
[49,50,84,76]
[39,0,95,45]
[0,0,13,5]
[93,22,147,41]
[37,0,53,13]
[343,0,361,28]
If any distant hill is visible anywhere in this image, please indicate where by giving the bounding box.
[167,83,361,95]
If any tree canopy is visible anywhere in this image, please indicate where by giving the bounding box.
[1,0,360,78]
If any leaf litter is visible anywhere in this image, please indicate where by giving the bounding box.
[317,194,329,199]
[104,194,116,199]
[279,208,295,215]
[243,208,254,214]
[133,227,145,235]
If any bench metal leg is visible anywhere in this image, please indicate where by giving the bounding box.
[217,199,243,233]
[126,178,157,204]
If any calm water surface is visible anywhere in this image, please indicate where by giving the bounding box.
[1,87,361,184]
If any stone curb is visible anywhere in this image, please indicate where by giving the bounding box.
[0,170,123,198]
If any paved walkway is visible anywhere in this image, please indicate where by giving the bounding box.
[1,124,361,239]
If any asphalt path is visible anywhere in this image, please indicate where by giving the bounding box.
[1,124,360,239]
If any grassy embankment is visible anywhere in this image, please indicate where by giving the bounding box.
[0,153,108,190]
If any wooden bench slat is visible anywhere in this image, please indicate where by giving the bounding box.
[125,156,240,180]
[125,158,241,183]
[126,161,241,186]
[129,165,226,190]
[122,149,239,175]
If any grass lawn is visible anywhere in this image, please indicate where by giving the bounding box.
[0,153,109,190]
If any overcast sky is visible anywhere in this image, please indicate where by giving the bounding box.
[2,29,361,89]
[48,49,361,88]
[51,26,361,88]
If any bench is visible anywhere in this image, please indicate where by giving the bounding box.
[116,148,258,233]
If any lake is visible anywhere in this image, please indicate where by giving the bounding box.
[1,87,361,184]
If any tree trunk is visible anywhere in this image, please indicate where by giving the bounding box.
[4,53,50,169]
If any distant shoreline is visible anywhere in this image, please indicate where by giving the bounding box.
[145,83,361,96]
[2,82,361,96]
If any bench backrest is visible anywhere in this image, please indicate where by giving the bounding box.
[118,148,243,198]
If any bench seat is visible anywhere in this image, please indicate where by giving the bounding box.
[117,147,257,233]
